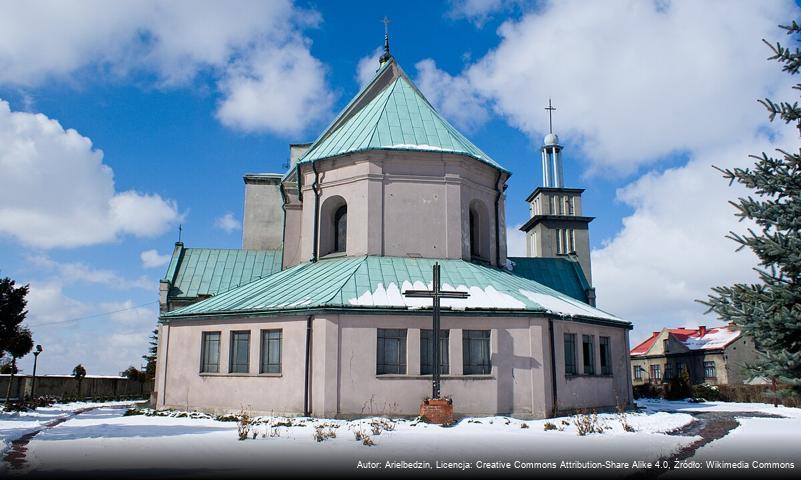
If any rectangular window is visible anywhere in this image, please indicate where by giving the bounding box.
[420,329,449,375]
[463,330,491,375]
[665,363,674,380]
[704,361,716,378]
[634,366,643,380]
[663,339,669,353]
[582,334,595,375]
[376,329,407,375]
[568,196,575,215]
[200,332,220,373]
[650,364,661,382]
[260,329,282,374]
[567,228,576,253]
[229,331,250,373]
[599,336,612,375]
[564,333,577,375]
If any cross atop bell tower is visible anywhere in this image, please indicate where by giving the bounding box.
[520,99,596,299]
[379,16,393,66]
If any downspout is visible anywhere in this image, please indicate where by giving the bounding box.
[494,171,503,266]
[311,161,321,262]
[548,318,558,417]
[279,182,288,269]
[304,315,313,417]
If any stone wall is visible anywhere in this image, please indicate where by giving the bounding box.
[0,374,153,401]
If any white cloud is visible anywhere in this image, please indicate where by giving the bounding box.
[26,254,154,290]
[214,212,242,233]
[215,41,335,135]
[505,224,527,257]
[0,0,332,135]
[447,0,519,27]
[415,59,490,132]
[17,281,157,375]
[140,249,171,269]
[0,100,180,248]
[424,0,798,174]
[356,46,385,88]
[591,129,797,344]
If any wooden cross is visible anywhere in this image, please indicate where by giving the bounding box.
[403,263,469,399]
[545,98,556,134]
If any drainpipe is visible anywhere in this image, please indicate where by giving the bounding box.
[548,318,558,417]
[494,171,503,266]
[279,182,288,269]
[311,162,321,263]
[296,166,303,203]
[304,315,313,417]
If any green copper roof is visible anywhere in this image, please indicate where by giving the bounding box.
[506,257,590,303]
[297,60,508,173]
[162,256,623,324]
[163,244,282,300]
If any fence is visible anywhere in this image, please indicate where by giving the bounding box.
[0,374,153,401]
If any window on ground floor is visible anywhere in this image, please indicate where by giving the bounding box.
[229,331,250,374]
[260,329,282,374]
[704,361,717,378]
[200,331,220,373]
[582,334,595,375]
[665,362,674,380]
[420,329,449,375]
[650,364,661,382]
[377,329,407,375]
[564,333,577,375]
[599,336,612,375]
[634,365,643,380]
[463,330,491,375]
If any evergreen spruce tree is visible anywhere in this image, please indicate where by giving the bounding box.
[702,21,801,396]
[142,328,158,380]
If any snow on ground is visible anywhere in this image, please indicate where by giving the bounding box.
[685,416,801,464]
[6,399,799,475]
[12,407,697,475]
[636,398,801,419]
[0,402,137,459]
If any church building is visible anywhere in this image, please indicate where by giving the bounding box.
[154,39,634,418]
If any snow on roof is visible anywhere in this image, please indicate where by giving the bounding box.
[630,325,741,356]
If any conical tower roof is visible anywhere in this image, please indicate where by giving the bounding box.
[297,59,508,173]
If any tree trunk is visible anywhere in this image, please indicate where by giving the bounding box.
[4,357,16,406]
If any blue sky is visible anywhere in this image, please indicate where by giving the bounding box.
[1,0,798,375]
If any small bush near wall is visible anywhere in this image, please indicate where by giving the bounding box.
[632,382,663,399]
[690,383,721,401]
[634,382,800,407]
[718,384,800,407]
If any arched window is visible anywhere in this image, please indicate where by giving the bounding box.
[470,209,480,258]
[334,205,347,253]
[468,199,490,261]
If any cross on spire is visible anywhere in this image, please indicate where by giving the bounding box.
[403,263,469,399]
[545,98,556,134]
[177,224,183,244]
[379,16,393,66]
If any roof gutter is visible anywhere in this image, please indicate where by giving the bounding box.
[548,318,558,417]
[279,182,288,270]
[311,162,321,262]
[494,170,504,267]
[304,314,313,416]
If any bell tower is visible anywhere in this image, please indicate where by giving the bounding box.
[520,100,595,288]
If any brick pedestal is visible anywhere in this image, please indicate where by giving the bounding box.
[419,398,454,425]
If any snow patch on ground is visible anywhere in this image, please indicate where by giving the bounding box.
[637,398,801,419]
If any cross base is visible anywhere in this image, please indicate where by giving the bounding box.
[419,397,454,426]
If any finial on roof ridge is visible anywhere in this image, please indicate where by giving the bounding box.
[379,16,393,67]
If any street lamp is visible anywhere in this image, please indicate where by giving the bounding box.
[30,345,43,399]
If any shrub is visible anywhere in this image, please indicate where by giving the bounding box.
[543,422,557,431]
[691,383,721,401]
[237,410,251,441]
[573,410,606,436]
[666,368,692,400]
